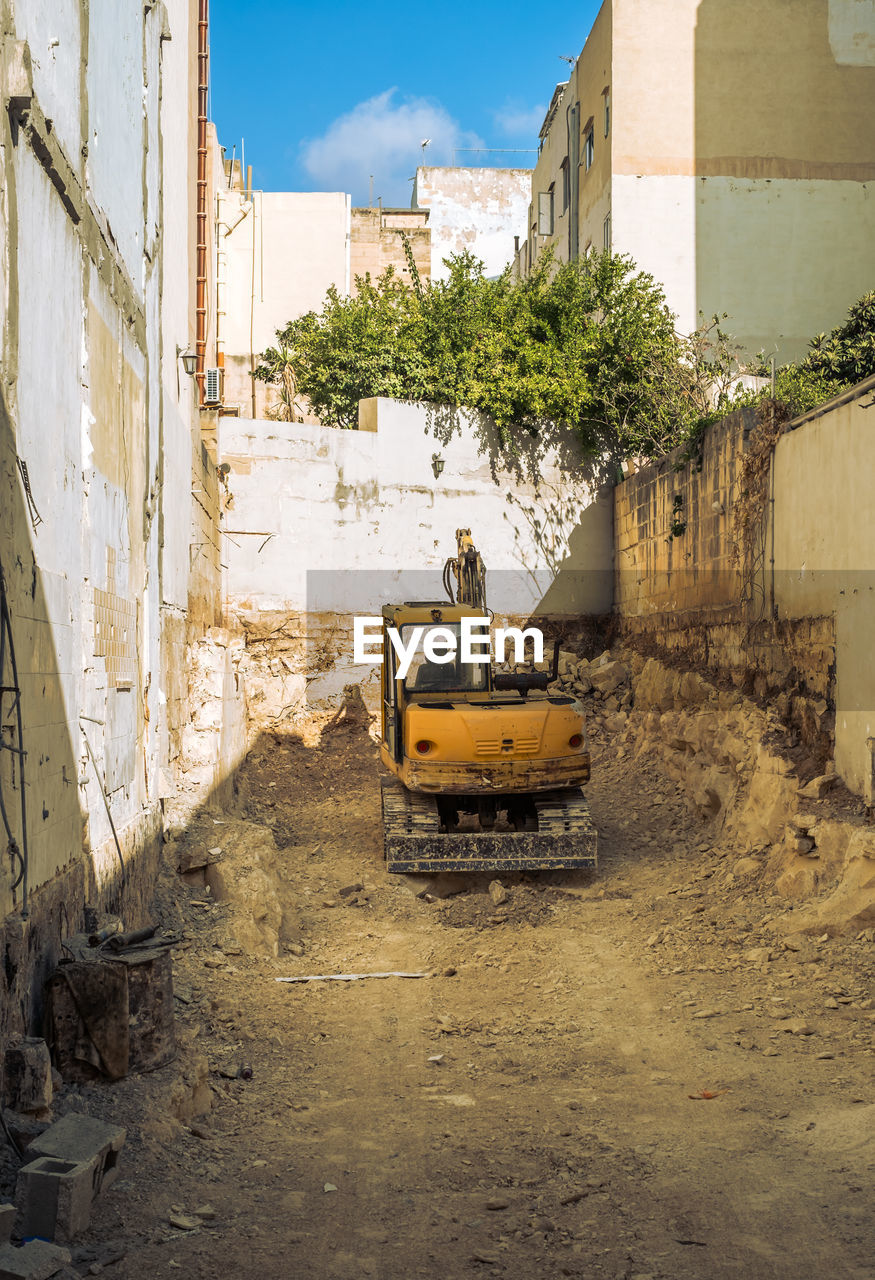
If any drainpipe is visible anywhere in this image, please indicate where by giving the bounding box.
[195,0,209,404]
[216,191,254,399]
[566,100,580,261]
[215,193,227,384]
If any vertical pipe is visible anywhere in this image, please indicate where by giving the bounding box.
[567,101,580,261]
[250,193,257,417]
[215,192,226,375]
[195,0,209,404]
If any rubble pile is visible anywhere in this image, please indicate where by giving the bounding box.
[537,642,874,936]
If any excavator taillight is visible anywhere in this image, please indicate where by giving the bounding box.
[568,733,583,749]
[415,740,432,754]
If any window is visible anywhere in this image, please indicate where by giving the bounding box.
[560,157,570,213]
[583,123,594,171]
[603,212,612,250]
[401,625,489,694]
[538,187,554,236]
[603,87,610,137]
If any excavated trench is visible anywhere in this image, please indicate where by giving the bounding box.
[30,649,875,1279]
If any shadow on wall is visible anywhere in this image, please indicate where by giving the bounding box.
[0,387,155,1043]
[422,401,613,489]
[421,401,615,617]
[694,0,875,359]
[502,482,614,617]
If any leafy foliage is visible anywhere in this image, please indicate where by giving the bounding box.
[805,291,875,386]
[256,248,720,460]
[740,290,875,419]
[256,250,875,461]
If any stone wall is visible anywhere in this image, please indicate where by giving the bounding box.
[612,651,875,937]
[349,209,431,290]
[615,409,751,617]
[613,386,875,798]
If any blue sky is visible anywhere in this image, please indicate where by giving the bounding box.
[209,1,602,205]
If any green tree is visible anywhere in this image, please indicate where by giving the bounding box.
[738,290,875,420]
[264,249,872,461]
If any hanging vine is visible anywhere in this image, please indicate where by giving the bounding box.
[396,230,423,300]
[731,399,791,620]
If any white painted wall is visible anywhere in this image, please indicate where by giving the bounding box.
[414,167,532,281]
[222,190,350,356]
[614,173,875,359]
[13,0,82,162]
[86,0,145,279]
[220,398,613,620]
[829,0,875,65]
[612,174,697,335]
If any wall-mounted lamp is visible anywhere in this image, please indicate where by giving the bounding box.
[431,453,445,479]
[178,346,198,376]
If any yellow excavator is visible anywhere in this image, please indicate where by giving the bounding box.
[379,530,597,874]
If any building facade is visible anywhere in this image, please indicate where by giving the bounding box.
[0,0,224,1036]
[212,186,430,418]
[413,166,532,281]
[520,0,875,360]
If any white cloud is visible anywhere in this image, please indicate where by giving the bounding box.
[493,101,547,140]
[299,89,481,206]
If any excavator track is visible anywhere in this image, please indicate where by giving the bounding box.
[381,778,597,874]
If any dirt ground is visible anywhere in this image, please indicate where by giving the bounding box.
[41,717,875,1279]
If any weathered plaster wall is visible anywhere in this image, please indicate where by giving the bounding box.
[0,0,234,1040]
[220,397,612,620]
[413,167,531,280]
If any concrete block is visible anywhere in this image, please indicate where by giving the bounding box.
[0,1238,71,1279]
[15,1157,94,1244]
[28,1113,125,1195]
[3,1040,52,1114]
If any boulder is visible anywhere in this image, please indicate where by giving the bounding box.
[589,661,628,697]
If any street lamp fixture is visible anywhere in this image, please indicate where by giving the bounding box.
[431,453,445,479]
[178,347,198,376]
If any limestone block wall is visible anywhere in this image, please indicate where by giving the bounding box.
[614,384,875,799]
[615,408,752,618]
[349,209,431,290]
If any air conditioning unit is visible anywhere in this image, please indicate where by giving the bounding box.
[204,367,223,405]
